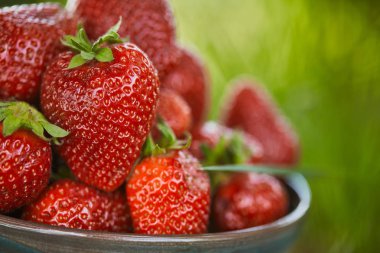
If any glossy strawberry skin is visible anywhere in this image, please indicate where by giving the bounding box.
[190,121,264,163]
[127,150,210,234]
[0,124,51,213]
[23,179,131,232]
[0,3,77,103]
[162,48,209,129]
[68,0,180,77]
[222,80,299,166]
[156,89,191,137]
[40,43,160,192]
[213,172,289,232]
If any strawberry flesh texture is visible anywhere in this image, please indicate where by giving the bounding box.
[0,124,51,213]
[213,172,289,231]
[156,89,192,137]
[23,179,131,232]
[162,48,209,130]
[40,43,160,192]
[68,0,180,78]
[0,3,77,103]
[222,81,299,166]
[127,150,210,234]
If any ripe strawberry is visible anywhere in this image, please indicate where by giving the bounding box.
[222,79,299,166]
[213,172,289,231]
[0,3,77,103]
[156,89,191,137]
[127,150,210,234]
[161,48,209,129]
[190,122,264,165]
[40,22,160,192]
[67,0,180,77]
[23,179,131,232]
[0,101,68,213]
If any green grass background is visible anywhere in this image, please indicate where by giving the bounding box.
[2,0,380,252]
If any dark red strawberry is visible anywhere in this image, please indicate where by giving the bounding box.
[0,101,68,213]
[0,3,77,103]
[67,0,180,77]
[156,89,191,137]
[162,48,209,130]
[23,179,131,232]
[40,22,160,192]
[222,79,299,166]
[190,121,263,165]
[127,150,210,234]
[213,172,289,231]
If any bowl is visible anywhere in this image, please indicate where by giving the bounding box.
[0,173,311,253]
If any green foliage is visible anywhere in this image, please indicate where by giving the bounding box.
[62,18,124,69]
[0,102,68,144]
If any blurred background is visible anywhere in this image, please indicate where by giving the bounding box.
[2,0,380,252]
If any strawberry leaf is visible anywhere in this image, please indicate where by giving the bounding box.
[67,54,87,69]
[0,101,69,143]
[62,19,124,68]
[2,114,21,137]
[95,48,114,62]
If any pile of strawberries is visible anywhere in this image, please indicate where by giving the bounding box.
[0,0,299,234]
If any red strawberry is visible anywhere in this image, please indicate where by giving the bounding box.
[67,0,180,77]
[222,79,299,166]
[23,179,131,232]
[127,150,210,234]
[161,48,209,129]
[190,122,264,165]
[0,101,68,213]
[213,172,289,231]
[0,3,77,103]
[156,89,191,137]
[40,22,160,192]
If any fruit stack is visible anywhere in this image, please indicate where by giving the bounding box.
[0,0,299,234]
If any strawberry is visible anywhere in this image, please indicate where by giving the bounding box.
[190,122,264,165]
[222,79,299,166]
[127,150,210,234]
[40,21,160,192]
[23,179,131,232]
[0,101,68,213]
[156,89,191,137]
[0,3,77,103]
[67,0,180,77]
[161,48,209,129]
[212,172,289,231]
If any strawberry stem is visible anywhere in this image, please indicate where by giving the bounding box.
[203,164,295,175]
[62,17,127,69]
[0,101,68,144]
[141,119,192,157]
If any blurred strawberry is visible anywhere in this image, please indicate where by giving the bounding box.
[161,48,209,129]
[67,0,180,77]
[0,101,68,213]
[0,3,77,103]
[222,79,299,166]
[40,21,159,191]
[190,121,263,165]
[155,89,192,137]
[213,172,289,231]
[23,179,131,232]
[127,150,210,234]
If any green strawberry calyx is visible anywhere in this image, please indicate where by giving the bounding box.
[0,101,69,144]
[142,118,191,157]
[62,17,126,69]
[201,131,252,166]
